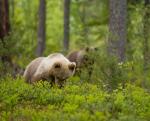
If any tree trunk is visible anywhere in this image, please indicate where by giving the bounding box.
[36,0,46,57]
[143,0,150,71]
[0,0,12,76]
[0,0,10,40]
[63,0,70,52]
[108,0,127,62]
[0,0,10,58]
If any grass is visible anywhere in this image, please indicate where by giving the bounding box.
[0,76,150,121]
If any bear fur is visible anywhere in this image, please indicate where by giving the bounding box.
[67,47,97,80]
[23,53,76,87]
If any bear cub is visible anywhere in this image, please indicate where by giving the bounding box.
[23,53,76,87]
[67,47,98,80]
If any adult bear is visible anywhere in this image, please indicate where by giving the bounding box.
[23,53,76,87]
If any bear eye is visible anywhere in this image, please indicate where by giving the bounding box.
[54,63,61,69]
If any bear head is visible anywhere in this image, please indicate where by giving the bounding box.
[47,53,76,84]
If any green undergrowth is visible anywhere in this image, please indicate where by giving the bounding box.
[0,76,150,121]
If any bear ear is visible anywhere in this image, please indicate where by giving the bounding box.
[72,62,76,67]
[54,62,61,69]
[69,62,76,71]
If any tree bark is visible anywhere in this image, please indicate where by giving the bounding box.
[0,0,10,40]
[63,0,70,52]
[108,0,127,62]
[0,0,12,76]
[36,0,46,57]
[143,0,150,71]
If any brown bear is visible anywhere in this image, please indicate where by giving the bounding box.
[23,53,76,87]
[67,47,98,80]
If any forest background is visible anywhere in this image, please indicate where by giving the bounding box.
[0,0,150,121]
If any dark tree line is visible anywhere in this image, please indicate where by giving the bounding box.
[36,0,71,55]
[0,0,150,69]
[0,0,131,62]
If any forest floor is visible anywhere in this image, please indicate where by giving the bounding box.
[0,76,150,121]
